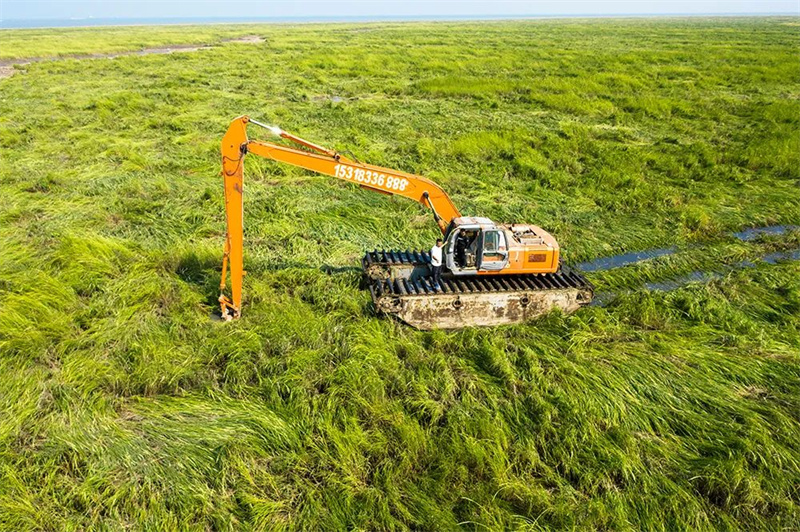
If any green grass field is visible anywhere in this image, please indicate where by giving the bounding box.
[1,17,799,531]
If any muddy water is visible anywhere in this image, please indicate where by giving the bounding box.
[581,225,799,306]
[574,225,798,274]
[645,248,800,292]
[575,247,676,273]
[731,225,799,241]
[590,246,800,306]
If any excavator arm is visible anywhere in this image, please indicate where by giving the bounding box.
[219,115,461,319]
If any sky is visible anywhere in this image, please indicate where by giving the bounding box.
[0,0,797,21]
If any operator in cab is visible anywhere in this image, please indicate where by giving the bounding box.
[430,238,444,290]
[455,230,477,268]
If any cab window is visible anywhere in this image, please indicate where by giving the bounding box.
[483,230,506,261]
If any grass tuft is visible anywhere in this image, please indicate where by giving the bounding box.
[1,16,799,531]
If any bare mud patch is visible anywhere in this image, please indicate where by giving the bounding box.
[312,94,356,103]
[224,35,265,44]
[0,44,209,78]
[0,65,16,79]
[0,35,264,79]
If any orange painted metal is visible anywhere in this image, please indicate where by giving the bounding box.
[218,115,560,319]
[218,117,247,319]
[478,226,559,275]
[218,115,462,318]
[246,141,461,226]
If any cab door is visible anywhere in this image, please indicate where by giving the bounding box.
[477,229,509,271]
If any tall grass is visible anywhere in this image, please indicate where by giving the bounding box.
[1,17,799,531]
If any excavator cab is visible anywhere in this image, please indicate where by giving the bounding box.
[444,217,509,275]
[477,229,509,271]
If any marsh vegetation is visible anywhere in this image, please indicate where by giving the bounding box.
[1,17,799,530]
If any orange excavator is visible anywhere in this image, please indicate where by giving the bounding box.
[219,116,592,328]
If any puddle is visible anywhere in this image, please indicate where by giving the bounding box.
[590,246,800,306]
[574,225,798,274]
[575,247,676,273]
[761,248,800,264]
[645,248,800,292]
[732,225,798,241]
[588,292,617,307]
[644,271,719,292]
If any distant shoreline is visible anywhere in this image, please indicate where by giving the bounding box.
[1,13,797,30]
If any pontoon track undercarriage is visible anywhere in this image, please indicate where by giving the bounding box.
[363,250,593,329]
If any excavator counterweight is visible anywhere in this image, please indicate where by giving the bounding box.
[218,116,592,327]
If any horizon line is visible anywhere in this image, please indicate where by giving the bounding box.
[1,12,797,30]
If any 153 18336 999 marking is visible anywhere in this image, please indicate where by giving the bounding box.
[334,163,409,191]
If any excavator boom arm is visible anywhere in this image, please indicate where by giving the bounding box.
[246,141,460,222]
[219,115,461,319]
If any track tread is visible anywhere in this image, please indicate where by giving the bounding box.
[364,250,593,297]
